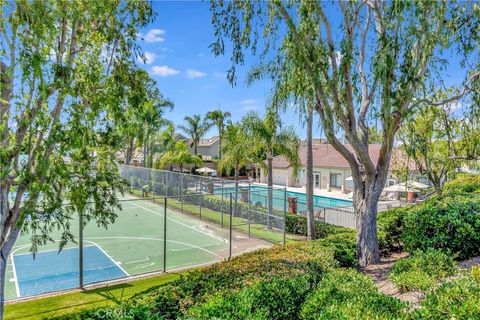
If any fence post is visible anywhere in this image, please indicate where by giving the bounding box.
[221,180,224,228]
[163,197,167,272]
[79,212,84,289]
[248,181,251,237]
[199,193,203,220]
[180,174,184,213]
[283,187,287,245]
[229,193,233,259]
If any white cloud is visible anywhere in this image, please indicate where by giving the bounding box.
[241,105,259,112]
[239,99,257,105]
[137,51,156,64]
[151,65,180,77]
[186,68,207,79]
[197,53,205,57]
[141,29,166,43]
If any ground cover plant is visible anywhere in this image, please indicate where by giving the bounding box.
[410,267,480,319]
[300,269,408,320]
[390,249,457,292]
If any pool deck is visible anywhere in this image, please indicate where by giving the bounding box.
[248,182,352,200]
[248,182,404,210]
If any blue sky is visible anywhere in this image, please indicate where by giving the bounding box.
[136,1,471,140]
[136,1,313,138]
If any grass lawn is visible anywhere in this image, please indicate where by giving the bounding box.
[5,271,185,320]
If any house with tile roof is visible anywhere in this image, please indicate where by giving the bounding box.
[262,143,427,192]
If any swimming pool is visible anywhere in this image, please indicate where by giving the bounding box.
[214,185,352,212]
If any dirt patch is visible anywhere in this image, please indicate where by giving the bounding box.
[360,252,423,308]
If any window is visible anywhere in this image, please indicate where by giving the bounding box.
[330,173,342,188]
[313,173,320,188]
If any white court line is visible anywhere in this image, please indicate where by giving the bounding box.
[12,245,83,258]
[84,236,222,259]
[10,244,33,299]
[10,254,20,298]
[128,201,227,243]
[84,241,129,277]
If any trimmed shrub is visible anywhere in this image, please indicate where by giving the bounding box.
[444,174,480,195]
[65,241,337,320]
[377,207,408,255]
[318,231,357,268]
[184,275,315,320]
[285,213,350,238]
[402,196,480,260]
[390,249,457,292]
[300,269,407,320]
[411,269,480,319]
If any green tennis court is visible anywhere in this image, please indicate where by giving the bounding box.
[5,194,261,300]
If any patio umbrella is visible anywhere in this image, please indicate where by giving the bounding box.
[196,167,216,174]
[383,180,429,192]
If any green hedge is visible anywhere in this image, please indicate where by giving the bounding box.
[184,274,315,320]
[285,213,350,238]
[402,195,480,260]
[377,207,408,254]
[390,249,457,292]
[410,268,480,319]
[318,232,357,268]
[444,174,480,195]
[300,269,408,320]
[53,241,338,320]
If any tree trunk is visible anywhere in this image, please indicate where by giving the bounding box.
[305,107,316,240]
[0,189,20,320]
[267,154,273,229]
[124,140,134,165]
[143,142,147,167]
[218,133,222,159]
[434,182,443,197]
[354,179,381,267]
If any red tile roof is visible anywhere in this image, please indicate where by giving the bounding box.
[271,143,383,169]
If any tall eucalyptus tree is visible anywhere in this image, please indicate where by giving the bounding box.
[210,1,479,266]
[0,0,154,315]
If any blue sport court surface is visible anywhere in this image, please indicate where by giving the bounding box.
[12,245,128,297]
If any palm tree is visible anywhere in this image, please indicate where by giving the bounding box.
[242,108,300,228]
[218,122,250,181]
[218,122,251,194]
[205,109,231,159]
[156,124,177,171]
[155,140,203,172]
[178,114,212,155]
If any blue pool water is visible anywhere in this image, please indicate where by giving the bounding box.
[12,245,127,297]
[215,186,352,212]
